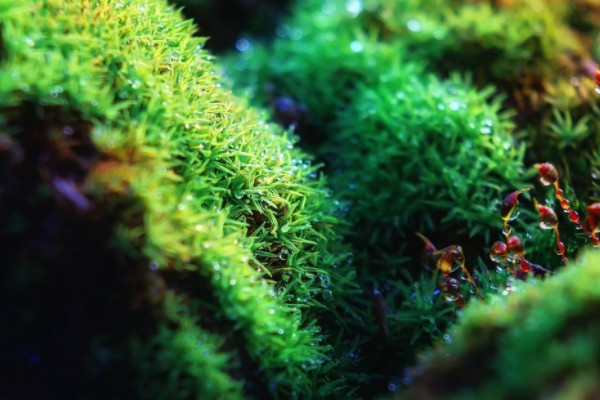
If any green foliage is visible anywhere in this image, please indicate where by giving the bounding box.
[371,0,579,81]
[400,249,600,399]
[226,0,528,271]
[0,0,358,398]
[3,0,600,399]
[222,1,600,397]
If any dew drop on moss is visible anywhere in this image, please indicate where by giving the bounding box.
[319,273,330,289]
[346,0,363,16]
[350,40,364,53]
[407,19,422,33]
[235,38,251,53]
[279,250,289,260]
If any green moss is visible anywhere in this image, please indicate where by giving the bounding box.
[221,2,600,395]
[0,0,357,398]
[226,0,528,271]
[400,249,600,399]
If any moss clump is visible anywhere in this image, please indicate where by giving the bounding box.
[226,0,528,270]
[0,0,357,398]
[400,249,600,400]
[221,1,558,396]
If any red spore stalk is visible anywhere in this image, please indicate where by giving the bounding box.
[500,188,530,239]
[416,233,484,306]
[533,198,568,263]
[587,203,600,246]
[534,162,600,242]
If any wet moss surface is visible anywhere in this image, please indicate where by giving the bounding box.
[4,0,600,399]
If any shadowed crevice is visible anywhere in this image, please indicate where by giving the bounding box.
[0,103,162,399]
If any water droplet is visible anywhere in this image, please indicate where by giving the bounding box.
[269,308,275,315]
[443,333,453,343]
[278,249,289,261]
[319,273,330,289]
[25,38,35,47]
[235,38,251,52]
[569,210,580,223]
[539,220,555,230]
[229,279,237,286]
[149,261,158,271]
[63,126,74,136]
[490,241,507,263]
[449,101,460,111]
[407,19,422,33]
[350,40,364,53]
[346,0,363,16]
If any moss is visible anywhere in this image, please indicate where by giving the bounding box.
[400,249,600,400]
[226,0,530,271]
[0,0,357,398]
[221,1,600,395]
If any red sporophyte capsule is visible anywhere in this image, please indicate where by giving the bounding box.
[533,199,558,230]
[587,203,600,231]
[534,162,558,186]
[556,241,566,256]
[489,241,507,263]
[507,235,524,256]
[568,209,580,223]
[596,66,600,86]
[500,189,529,221]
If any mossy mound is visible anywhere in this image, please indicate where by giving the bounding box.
[220,1,600,395]
[0,0,357,398]
[226,0,529,271]
[400,249,600,400]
